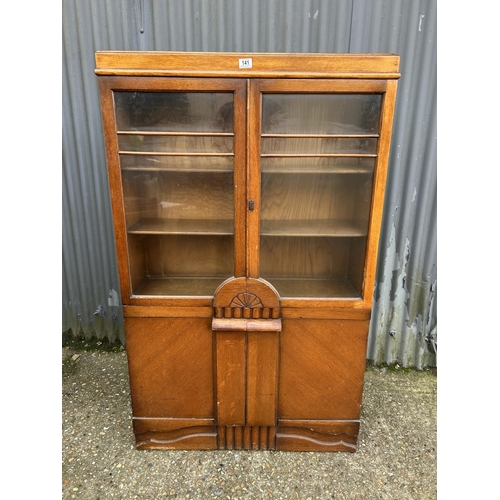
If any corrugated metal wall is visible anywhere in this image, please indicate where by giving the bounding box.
[62,0,436,368]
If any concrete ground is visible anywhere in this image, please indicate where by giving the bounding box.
[62,345,437,499]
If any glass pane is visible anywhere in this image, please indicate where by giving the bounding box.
[260,173,373,229]
[262,94,382,135]
[260,171,373,298]
[114,92,234,132]
[123,169,234,296]
[260,236,364,298]
[122,170,234,227]
[115,91,235,296]
[128,234,234,296]
[260,93,381,299]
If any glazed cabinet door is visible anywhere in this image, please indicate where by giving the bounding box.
[98,78,247,304]
[248,79,393,305]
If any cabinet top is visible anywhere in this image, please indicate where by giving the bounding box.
[95,51,400,79]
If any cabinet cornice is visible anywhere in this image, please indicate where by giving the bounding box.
[95,51,401,79]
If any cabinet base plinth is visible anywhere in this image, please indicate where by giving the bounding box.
[132,418,217,450]
[276,420,360,452]
[131,418,360,452]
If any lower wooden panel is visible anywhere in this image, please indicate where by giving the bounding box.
[133,418,217,450]
[278,318,370,420]
[124,317,214,418]
[276,419,360,452]
[124,315,369,452]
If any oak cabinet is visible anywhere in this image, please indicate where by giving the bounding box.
[96,52,400,451]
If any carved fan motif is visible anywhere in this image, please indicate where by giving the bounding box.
[212,277,280,319]
[230,293,263,309]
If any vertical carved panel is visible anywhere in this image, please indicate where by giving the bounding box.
[212,277,281,433]
[247,331,279,426]
[215,332,246,425]
[217,426,276,450]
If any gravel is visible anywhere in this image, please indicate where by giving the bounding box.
[62,346,437,499]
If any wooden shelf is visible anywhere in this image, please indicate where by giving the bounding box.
[261,219,367,237]
[121,165,233,173]
[135,276,229,296]
[127,218,233,235]
[261,153,377,158]
[117,131,234,137]
[127,218,366,237]
[265,278,361,298]
[261,157,375,175]
[122,163,370,174]
[127,219,366,238]
[134,276,361,299]
[261,133,379,138]
[119,151,233,157]
[262,165,373,174]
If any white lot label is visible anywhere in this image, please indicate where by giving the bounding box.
[239,58,252,69]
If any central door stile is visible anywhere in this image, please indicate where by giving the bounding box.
[247,80,262,279]
[233,80,248,278]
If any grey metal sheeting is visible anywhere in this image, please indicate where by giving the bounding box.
[62,0,437,367]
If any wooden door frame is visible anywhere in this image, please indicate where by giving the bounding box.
[98,76,248,307]
[246,78,398,310]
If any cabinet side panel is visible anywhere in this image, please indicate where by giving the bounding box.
[124,317,214,418]
[278,319,369,420]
